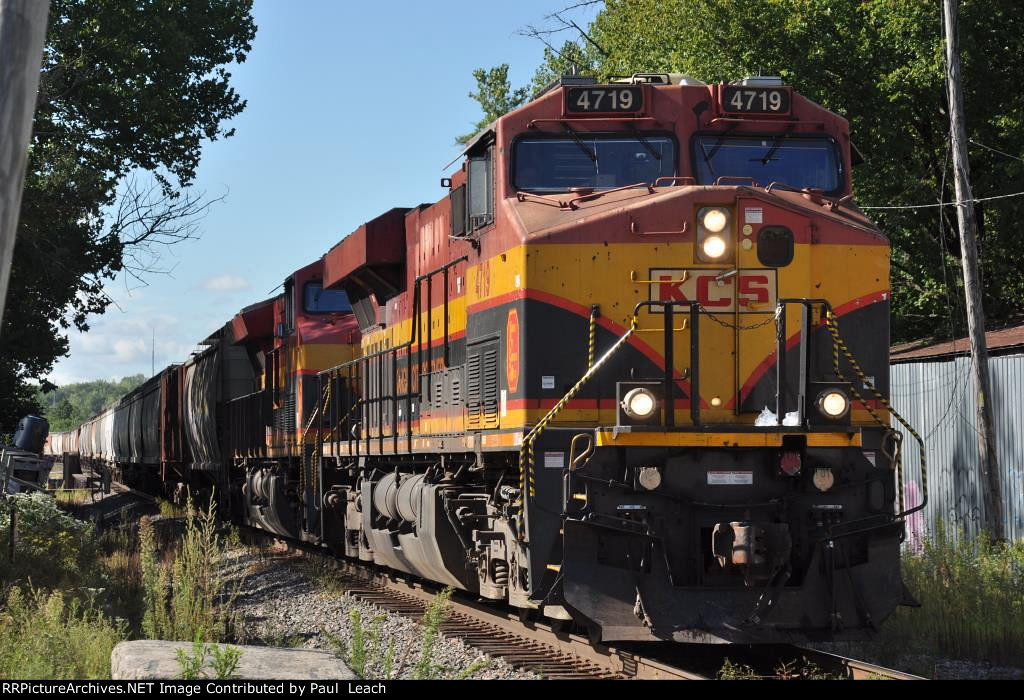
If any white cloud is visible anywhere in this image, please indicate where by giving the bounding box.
[47,312,196,385]
[200,274,249,292]
[112,338,146,363]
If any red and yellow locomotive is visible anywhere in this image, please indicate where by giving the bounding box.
[50,74,915,645]
[302,74,910,643]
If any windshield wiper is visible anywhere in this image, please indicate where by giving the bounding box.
[561,122,597,162]
[754,126,796,165]
[630,125,662,161]
[699,139,717,178]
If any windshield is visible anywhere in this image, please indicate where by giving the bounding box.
[693,135,841,192]
[303,282,351,314]
[514,134,676,192]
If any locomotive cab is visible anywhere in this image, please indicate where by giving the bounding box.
[226,258,361,540]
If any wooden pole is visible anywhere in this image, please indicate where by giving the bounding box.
[942,0,1004,540]
[0,0,50,336]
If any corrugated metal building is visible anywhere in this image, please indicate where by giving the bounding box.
[889,324,1024,543]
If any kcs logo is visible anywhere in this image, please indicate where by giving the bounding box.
[650,269,777,313]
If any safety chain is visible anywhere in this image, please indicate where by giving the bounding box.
[824,310,927,517]
[701,305,781,331]
[587,305,599,369]
[517,315,639,539]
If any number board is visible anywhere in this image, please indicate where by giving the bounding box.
[721,86,792,115]
[565,86,643,114]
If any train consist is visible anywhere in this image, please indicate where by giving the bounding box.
[47,74,919,644]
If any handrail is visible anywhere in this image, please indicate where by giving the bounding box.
[565,181,655,210]
[518,313,639,539]
[713,175,761,187]
[515,191,567,208]
[632,300,701,427]
[653,176,696,187]
[318,256,468,456]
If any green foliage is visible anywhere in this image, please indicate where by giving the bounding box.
[210,642,243,679]
[0,0,256,430]
[327,587,489,679]
[411,586,453,680]
[175,633,242,680]
[717,658,758,680]
[0,492,104,591]
[349,609,367,678]
[140,516,170,640]
[140,496,240,643]
[472,0,1024,343]
[176,635,208,681]
[876,524,1024,666]
[36,374,145,431]
[457,64,530,144]
[157,498,187,519]
[0,587,125,680]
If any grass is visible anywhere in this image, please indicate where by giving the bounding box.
[0,587,125,680]
[717,658,840,680]
[175,633,243,680]
[157,499,187,519]
[53,488,92,506]
[327,587,489,680]
[302,557,351,595]
[140,495,241,643]
[872,523,1024,667]
[0,490,243,680]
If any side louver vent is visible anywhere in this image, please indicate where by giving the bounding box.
[466,341,500,430]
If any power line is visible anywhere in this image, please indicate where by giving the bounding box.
[969,138,1024,164]
[861,189,1024,211]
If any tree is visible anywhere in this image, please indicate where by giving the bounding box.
[0,0,256,431]
[36,374,144,431]
[478,0,1024,344]
[458,64,530,144]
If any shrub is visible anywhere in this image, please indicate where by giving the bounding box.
[0,492,104,591]
[175,632,242,680]
[876,523,1024,666]
[140,496,240,643]
[0,587,125,679]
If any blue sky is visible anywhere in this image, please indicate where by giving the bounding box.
[49,1,598,385]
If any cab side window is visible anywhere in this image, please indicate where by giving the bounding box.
[467,145,494,231]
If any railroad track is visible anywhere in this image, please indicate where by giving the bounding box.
[271,536,921,680]
[67,481,921,680]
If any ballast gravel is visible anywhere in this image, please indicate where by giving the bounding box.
[221,547,538,680]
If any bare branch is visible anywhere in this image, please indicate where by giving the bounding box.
[108,174,226,284]
[551,12,608,57]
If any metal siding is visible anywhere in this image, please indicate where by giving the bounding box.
[184,349,221,470]
[891,353,1024,542]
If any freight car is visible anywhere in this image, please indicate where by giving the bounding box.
[49,74,922,646]
[48,257,360,510]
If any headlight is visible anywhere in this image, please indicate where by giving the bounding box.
[817,390,850,419]
[622,387,657,420]
[702,208,728,233]
[697,207,732,262]
[701,234,727,259]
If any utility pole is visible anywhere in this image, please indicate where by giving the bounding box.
[0,0,50,336]
[942,0,1004,540]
